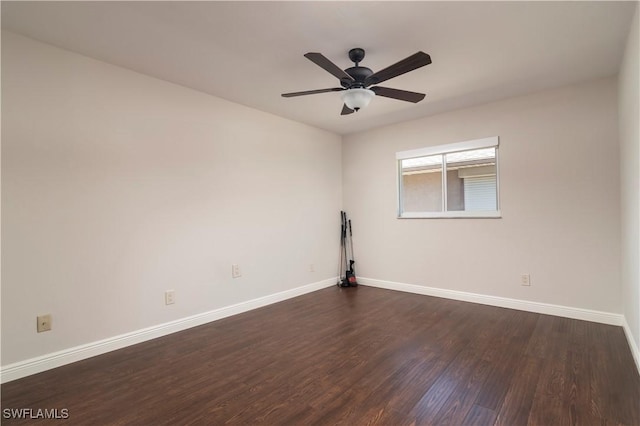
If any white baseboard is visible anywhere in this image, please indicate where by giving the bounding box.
[358,277,624,326]
[359,277,640,375]
[621,316,640,375]
[5,276,638,382]
[0,278,337,384]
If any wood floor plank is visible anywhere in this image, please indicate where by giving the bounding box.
[462,404,498,426]
[561,349,601,426]
[527,317,569,426]
[494,355,544,426]
[1,286,638,425]
[409,346,490,424]
[474,321,536,410]
[430,359,493,425]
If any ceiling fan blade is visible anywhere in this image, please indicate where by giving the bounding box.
[282,87,344,98]
[341,104,354,115]
[305,52,355,82]
[370,86,426,103]
[365,52,432,86]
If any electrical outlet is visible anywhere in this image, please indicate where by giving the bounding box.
[232,264,241,278]
[165,290,175,305]
[309,263,315,272]
[37,314,52,333]
[521,274,531,286]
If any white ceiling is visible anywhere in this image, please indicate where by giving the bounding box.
[1,1,636,135]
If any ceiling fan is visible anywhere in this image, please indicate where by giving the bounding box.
[282,48,432,115]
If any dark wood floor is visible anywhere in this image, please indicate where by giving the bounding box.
[2,286,639,425]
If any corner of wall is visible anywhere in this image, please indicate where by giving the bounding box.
[618,3,640,373]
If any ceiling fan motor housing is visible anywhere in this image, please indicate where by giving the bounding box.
[342,66,373,88]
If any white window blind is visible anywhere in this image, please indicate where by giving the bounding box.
[463,175,497,211]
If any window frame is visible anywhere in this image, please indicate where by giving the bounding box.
[396,136,501,219]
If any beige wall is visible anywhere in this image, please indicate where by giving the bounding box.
[1,32,342,365]
[343,77,620,313]
[619,6,639,359]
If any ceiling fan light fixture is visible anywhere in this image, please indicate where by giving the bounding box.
[341,88,375,111]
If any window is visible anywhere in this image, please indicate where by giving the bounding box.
[397,137,500,218]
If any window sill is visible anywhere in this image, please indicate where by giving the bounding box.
[398,210,502,219]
